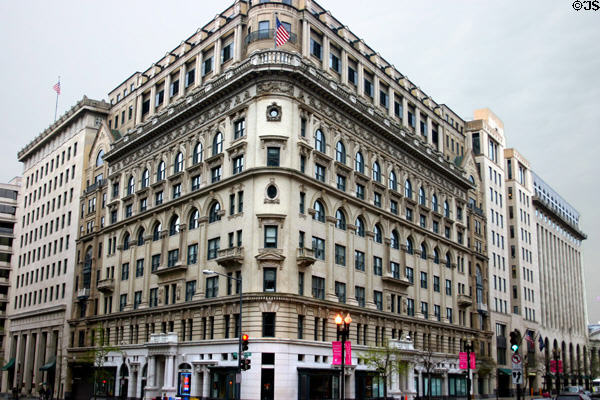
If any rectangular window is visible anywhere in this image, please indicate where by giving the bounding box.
[264,226,278,248]
[120,294,127,312]
[407,298,415,316]
[211,166,222,183]
[355,286,365,307]
[121,263,129,281]
[298,271,304,295]
[390,200,398,215]
[433,275,440,292]
[135,259,144,277]
[266,147,280,167]
[172,183,181,199]
[335,244,346,266]
[206,276,218,298]
[202,56,213,76]
[234,118,245,139]
[310,35,322,59]
[335,281,346,303]
[299,192,305,214]
[336,174,346,191]
[348,58,358,86]
[149,288,158,307]
[420,272,428,288]
[315,163,326,182]
[374,291,383,310]
[312,236,325,260]
[207,238,220,260]
[406,207,413,221]
[421,301,429,319]
[356,183,365,200]
[330,46,341,74]
[434,305,441,321]
[134,291,142,309]
[222,41,233,64]
[311,276,325,299]
[155,191,163,205]
[167,249,179,267]
[445,279,452,295]
[374,192,382,208]
[405,267,414,284]
[355,250,365,271]
[263,268,276,292]
[187,244,198,264]
[391,262,400,279]
[298,315,304,339]
[262,312,276,337]
[364,72,374,98]
[185,280,196,301]
[373,256,382,276]
[232,155,244,175]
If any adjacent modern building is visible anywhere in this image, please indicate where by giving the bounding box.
[1,98,110,398]
[0,177,20,369]
[533,171,588,391]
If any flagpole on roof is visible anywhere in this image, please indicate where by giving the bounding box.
[54,76,61,122]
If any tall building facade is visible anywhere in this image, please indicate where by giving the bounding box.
[0,177,20,369]
[532,172,588,391]
[1,98,110,398]
[64,1,492,399]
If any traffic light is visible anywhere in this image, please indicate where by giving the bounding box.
[242,333,249,352]
[510,329,520,353]
[244,358,251,370]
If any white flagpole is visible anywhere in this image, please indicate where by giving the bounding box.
[54,76,60,122]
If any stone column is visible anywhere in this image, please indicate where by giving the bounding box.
[365,231,375,308]
[180,63,187,96]
[195,52,203,87]
[322,36,330,72]
[402,97,409,128]
[148,356,156,388]
[214,39,222,76]
[23,332,35,393]
[234,25,243,62]
[135,94,143,125]
[149,85,157,116]
[164,355,175,390]
[164,74,172,107]
[325,217,337,301]
[388,85,394,117]
[346,227,358,305]
[341,50,348,85]
[128,367,136,398]
[202,368,211,398]
[302,20,310,57]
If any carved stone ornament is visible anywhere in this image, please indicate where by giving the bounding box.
[266,103,282,122]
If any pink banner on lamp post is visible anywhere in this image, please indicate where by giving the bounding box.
[332,341,352,365]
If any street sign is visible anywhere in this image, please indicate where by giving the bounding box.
[512,369,523,385]
[511,354,523,370]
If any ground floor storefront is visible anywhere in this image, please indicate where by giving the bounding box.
[64,333,488,400]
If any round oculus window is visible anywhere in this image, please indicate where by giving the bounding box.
[267,185,278,199]
[269,108,280,118]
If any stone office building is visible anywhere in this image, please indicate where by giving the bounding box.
[66,0,492,399]
[1,98,110,399]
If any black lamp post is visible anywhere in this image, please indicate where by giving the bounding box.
[203,269,242,400]
[464,341,473,400]
[335,313,352,400]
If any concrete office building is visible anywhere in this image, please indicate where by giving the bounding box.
[504,149,541,390]
[0,97,110,398]
[65,1,493,399]
[0,177,21,369]
[532,172,588,391]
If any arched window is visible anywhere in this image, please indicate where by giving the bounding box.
[432,194,438,212]
[389,171,397,191]
[96,150,105,167]
[127,176,135,195]
[404,179,412,198]
[169,215,180,236]
[123,232,130,250]
[189,208,199,230]
[355,152,364,174]
[476,265,483,304]
[141,169,149,189]
[193,142,203,164]
[156,161,166,181]
[419,187,426,205]
[315,129,326,153]
[335,209,346,230]
[406,237,414,254]
[355,217,365,237]
[445,252,452,268]
[420,242,427,260]
[390,230,399,249]
[372,162,381,182]
[444,200,450,217]
[335,141,346,164]
[374,224,383,243]
[137,229,145,246]
[313,200,325,222]
[174,152,183,173]
[152,222,162,241]
[209,202,221,223]
[433,248,440,264]
[212,132,223,156]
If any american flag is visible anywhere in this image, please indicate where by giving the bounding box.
[275,17,290,47]
[525,332,535,346]
[53,81,61,95]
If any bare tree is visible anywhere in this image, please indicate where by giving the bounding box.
[419,348,437,400]
[79,326,123,400]
[361,339,409,399]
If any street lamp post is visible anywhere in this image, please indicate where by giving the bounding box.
[203,269,242,400]
[464,341,473,400]
[335,313,352,400]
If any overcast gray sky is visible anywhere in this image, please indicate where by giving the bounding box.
[1,1,598,322]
